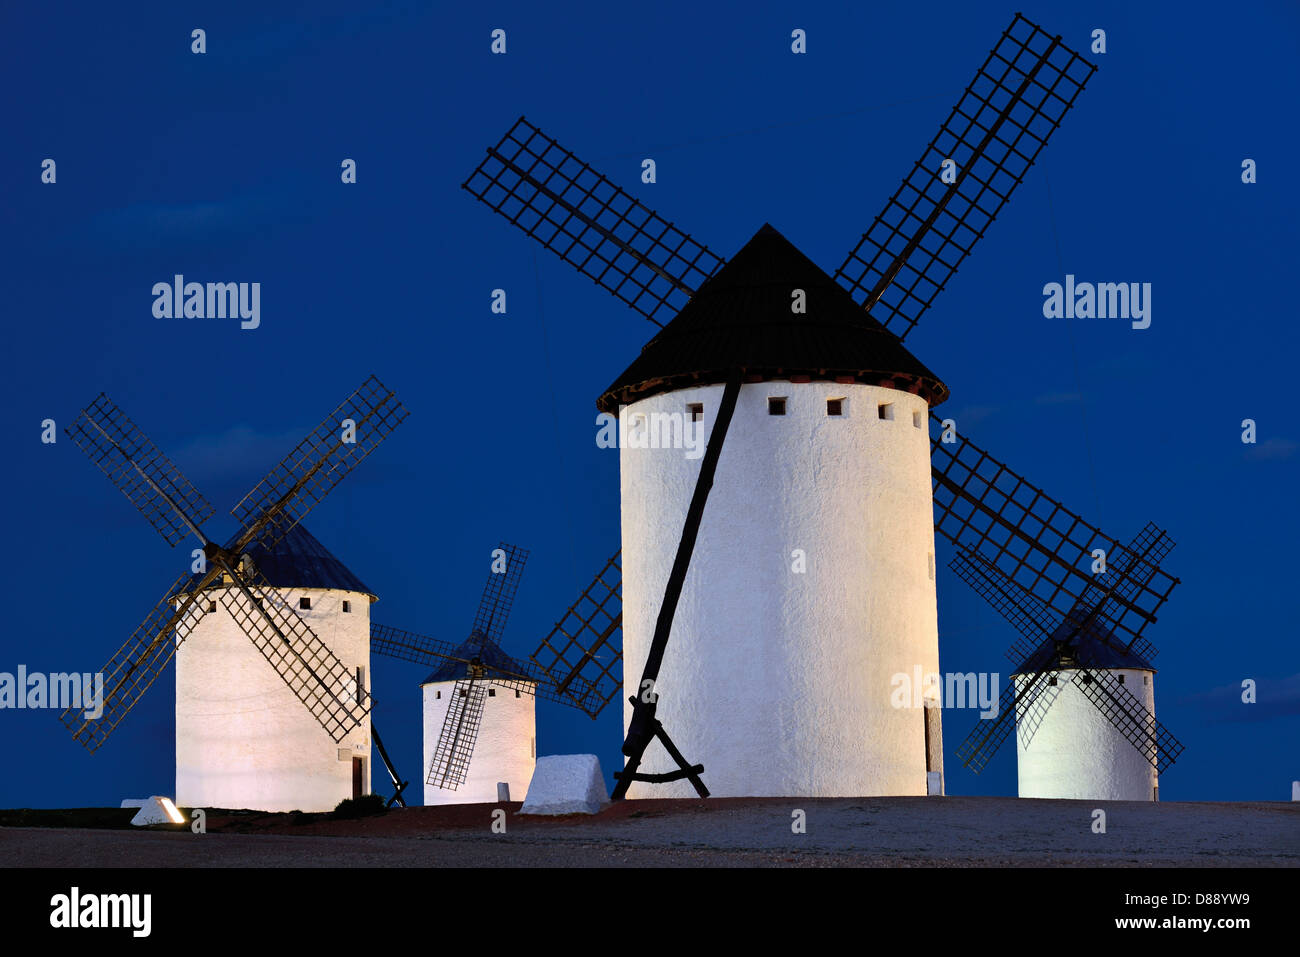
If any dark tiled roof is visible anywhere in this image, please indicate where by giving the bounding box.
[596,223,949,413]
[1013,608,1156,675]
[420,634,536,684]
[195,523,376,599]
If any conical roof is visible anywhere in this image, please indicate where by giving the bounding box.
[420,634,536,685]
[190,522,376,600]
[1012,607,1156,675]
[597,223,949,413]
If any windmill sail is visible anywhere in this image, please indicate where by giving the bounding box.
[464,116,726,327]
[834,13,1096,340]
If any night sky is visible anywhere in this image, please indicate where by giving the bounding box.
[3,0,1296,808]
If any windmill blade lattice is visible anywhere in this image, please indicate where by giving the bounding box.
[230,375,408,551]
[530,548,623,719]
[834,13,1096,340]
[1072,666,1184,773]
[65,394,215,547]
[471,543,529,649]
[427,678,488,790]
[463,116,726,328]
[217,560,370,743]
[59,569,214,751]
[1075,521,1173,659]
[950,544,1060,666]
[370,623,460,670]
[954,666,1058,774]
[930,415,1180,650]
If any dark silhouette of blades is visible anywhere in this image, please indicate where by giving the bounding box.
[471,543,529,650]
[60,568,215,751]
[930,414,1180,650]
[427,678,486,790]
[65,394,214,547]
[370,623,462,670]
[1072,666,1184,772]
[950,544,1059,666]
[230,375,408,550]
[955,664,1058,773]
[531,549,623,718]
[218,560,369,743]
[1075,522,1173,659]
[464,116,726,328]
[834,13,1096,340]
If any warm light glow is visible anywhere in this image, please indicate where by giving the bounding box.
[159,797,186,824]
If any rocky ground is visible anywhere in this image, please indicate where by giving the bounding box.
[3,796,1297,867]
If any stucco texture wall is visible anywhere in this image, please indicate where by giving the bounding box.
[619,381,941,798]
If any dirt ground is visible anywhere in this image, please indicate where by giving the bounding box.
[3,796,1297,867]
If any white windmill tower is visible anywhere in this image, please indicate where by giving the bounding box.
[58,377,410,814]
[463,14,1184,802]
[175,523,376,812]
[420,636,537,806]
[371,543,617,806]
[950,530,1183,801]
[599,225,948,798]
[1012,626,1160,801]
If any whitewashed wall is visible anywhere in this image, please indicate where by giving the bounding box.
[422,680,536,805]
[175,587,371,812]
[1015,668,1159,800]
[619,380,941,797]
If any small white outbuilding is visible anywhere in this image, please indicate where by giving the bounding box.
[421,636,536,806]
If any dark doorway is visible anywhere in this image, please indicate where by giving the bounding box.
[352,757,363,799]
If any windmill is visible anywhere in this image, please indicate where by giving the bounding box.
[371,544,623,802]
[951,522,1184,799]
[59,376,410,811]
[463,13,1181,799]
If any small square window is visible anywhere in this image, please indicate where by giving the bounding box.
[687,402,703,422]
[435,690,441,699]
[1081,674,1094,685]
[1144,675,1149,686]
[768,397,787,416]
[1048,676,1058,686]
[208,601,217,613]
[458,688,468,698]
[515,690,521,698]
[878,403,894,421]
[342,600,351,613]
[488,688,496,697]
[1118,674,1126,685]
[913,410,923,429]
[826,398,843,416]
[299,596,311,610]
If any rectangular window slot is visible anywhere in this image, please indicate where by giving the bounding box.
[1048,676,1058,686]
[687,402,703,421]
[768,397,787,416]
[342,600,351,613]
[878,403,894,421]
[913,410,923,429]
[1118,674,1125,684]
[826,398,843,416]
[299,596,311,610]
[208,601,217,613]
[435,690,441,699]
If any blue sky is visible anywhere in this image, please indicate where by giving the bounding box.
[2,1,1296,808]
